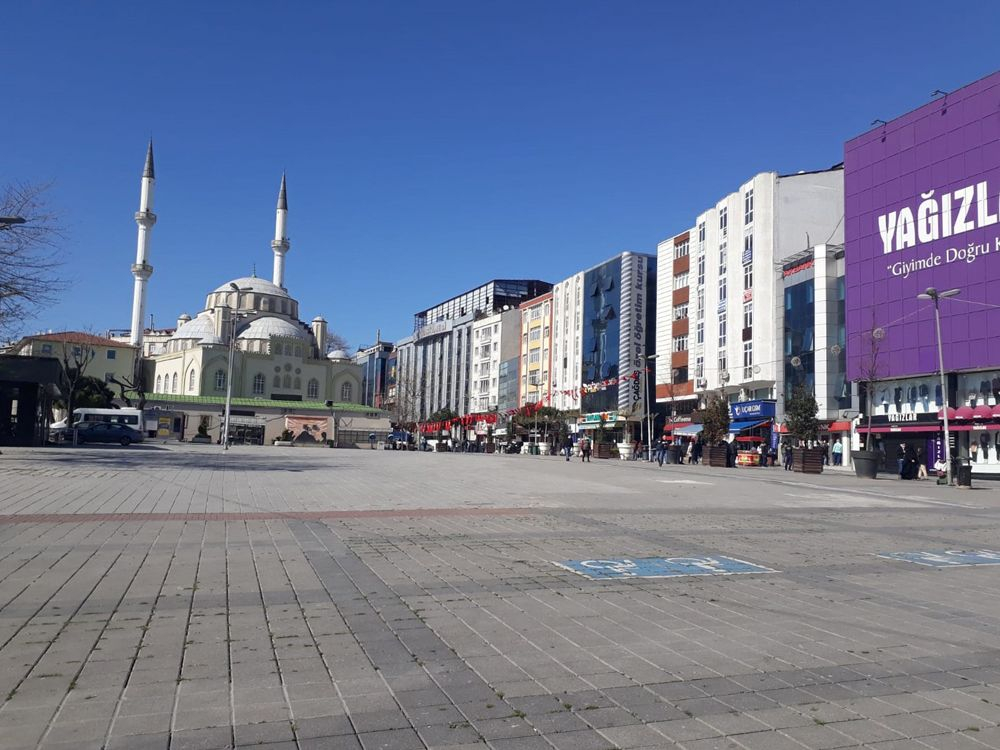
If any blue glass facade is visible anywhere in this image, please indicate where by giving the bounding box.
[581,257,623,415]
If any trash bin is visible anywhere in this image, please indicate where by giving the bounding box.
[669,445,682,464]
[953,457,973,488]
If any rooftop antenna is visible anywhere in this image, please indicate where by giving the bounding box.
[251,263,257,277]
[931,89,948,98]
[871,119,886,126]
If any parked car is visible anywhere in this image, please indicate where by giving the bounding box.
[75,422,144,446]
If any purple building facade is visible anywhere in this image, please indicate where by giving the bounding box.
[845,70,1000,475]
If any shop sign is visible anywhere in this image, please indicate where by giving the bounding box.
[580,411,619,424]
[871,412,940,426]
[730,400,776,420]
[782,259,814,277]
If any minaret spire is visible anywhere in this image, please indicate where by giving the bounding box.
[271,172,290,289]
[129,140,157,348]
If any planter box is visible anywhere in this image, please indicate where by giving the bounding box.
[190,435,212,444]
[705,445,729,468]
[851,450,880,479]
[595,442,612,459]
[792,447,825,474]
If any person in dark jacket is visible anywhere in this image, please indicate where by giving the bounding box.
[903,443,919,480]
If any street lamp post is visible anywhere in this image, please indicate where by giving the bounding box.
[222,283,251,451]
[917,286,960,485]
[642,354,659,461]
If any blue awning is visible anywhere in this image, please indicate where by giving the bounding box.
[728,419,770,434]
[673,424,703,436]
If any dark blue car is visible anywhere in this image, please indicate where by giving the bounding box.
[75,422,144,446]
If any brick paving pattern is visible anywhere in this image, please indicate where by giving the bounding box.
[1,444,1000,749]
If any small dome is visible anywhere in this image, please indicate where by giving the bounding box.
[170,312,216,341]
[311,316,326,323]
[178,313,192,323]
[237,316,310,342]
[327,349,349,360]
[213,276,290,298]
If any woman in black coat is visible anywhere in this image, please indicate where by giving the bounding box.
[903,443,919,480]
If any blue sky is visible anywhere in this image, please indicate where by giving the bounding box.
[6,1,1000,349]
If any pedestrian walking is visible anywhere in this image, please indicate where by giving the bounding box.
[686,439,694,464]
[655,437,667,466]
[916,446,928,479]
[693,439,703,465]
[896,444,906,477]
[580,435,592,462]
[831,440,843,466]
[782,442,793,471]
[562,434,573,461]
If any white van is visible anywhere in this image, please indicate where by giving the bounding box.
[51,408,145,442]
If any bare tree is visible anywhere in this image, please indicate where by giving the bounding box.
[54,335,96,421]
[855,323,886,448]
[108,353,149,411]
[0,182,64,335]
[325,331,350,353]
[389,373,421,429]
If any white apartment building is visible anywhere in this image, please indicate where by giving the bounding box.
[551,273,585,412]
[656,166,844,410]
[394,280,552,420]
[470,309,520,413]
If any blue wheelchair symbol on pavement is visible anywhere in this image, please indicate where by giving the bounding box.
[555,555,777,580]
[878,549,1000,568]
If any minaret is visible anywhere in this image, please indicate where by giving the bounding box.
[129,141,157,347]
[271,173,290,288]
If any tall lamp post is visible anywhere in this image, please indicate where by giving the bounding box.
[916,286,960,485]
[642,354,658,461]
[222,283,251,450]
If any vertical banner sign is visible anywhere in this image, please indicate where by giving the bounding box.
[618,253,646,416]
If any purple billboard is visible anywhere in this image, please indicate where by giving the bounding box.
[845,71,1000,381]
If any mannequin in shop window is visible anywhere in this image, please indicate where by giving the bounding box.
[919,383,929,411]
[980,432,991,462]
[893,386,903,413]
[907,384,918,412]
[992,376,1000,404]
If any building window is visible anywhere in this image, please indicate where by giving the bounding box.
[697,255,705,286]
[283,374,291,388]
[188,369,196,391]
[673,271,689,290]
[107,350,116,360]
[529,328,541,342]
[696,288,705,318]
[743,301,753,330]
[293,377,301,390]
[696,320,704,344]
[529,351,541,364]
[743,233,753,266]
[214,370,225,391]
[719,277,727,304]
[697,221,706,248]
[155,374,162,392]
[744,188,754,225]
[719,206,728,238]
[40,343,52,354]
[673,335,688,353]
[718,352,728,376]
[543,302,550,317]
[719,312,727,348]
[306,378,319,399]
[673,303,688,320]
[341,382,353,401]
[743,262,753,290]
[253,373,265,395]
[695,356,704,379]
[743,341,754,378]
[273,375,281,388]
[674,239,689,258]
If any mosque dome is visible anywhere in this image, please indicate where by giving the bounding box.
[327,349,349,360]
[236,316,310,342]
[170,312,216,341]
[213,276,290,298]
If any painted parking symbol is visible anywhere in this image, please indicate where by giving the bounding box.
[554,555,778,580]
[877,549,1000,568]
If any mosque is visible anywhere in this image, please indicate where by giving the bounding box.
[113,144,381,445]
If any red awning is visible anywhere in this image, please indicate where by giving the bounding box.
[947,423,1000,431]
[662,422,693,433]
[735,435,764,442]
[955,406,976,420]
[828,420,852,432]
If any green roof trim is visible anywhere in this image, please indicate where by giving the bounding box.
[145,393,384,414]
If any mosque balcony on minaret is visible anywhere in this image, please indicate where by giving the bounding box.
[131,261,153,280]
[134,210,157,228]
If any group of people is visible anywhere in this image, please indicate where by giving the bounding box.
[651,436,703,466]
[895,442,941,480]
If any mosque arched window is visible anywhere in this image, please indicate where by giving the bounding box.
[294,346,302,358]
[283,374,291,388]
[307,379,319,399]
[273,375,281,388]
[171,373,178,393]
[215,369,226,391]
[155,374,162,393]
[293,377,301,390]
[188,369,196,391]
[253,373,265,395]
[340,382,353,402]
[285,343,293,356]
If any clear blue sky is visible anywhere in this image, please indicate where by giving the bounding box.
[6,1,1000,349]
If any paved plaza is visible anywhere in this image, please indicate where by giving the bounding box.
[2,445,1000,750]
